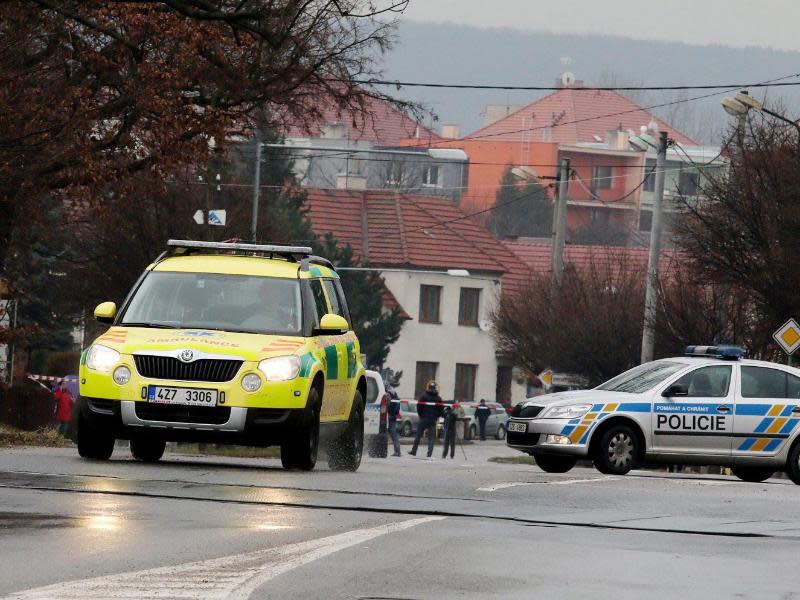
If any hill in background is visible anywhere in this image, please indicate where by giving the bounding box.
[382,22,800,144]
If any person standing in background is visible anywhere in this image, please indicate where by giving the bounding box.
[53,379,74,437]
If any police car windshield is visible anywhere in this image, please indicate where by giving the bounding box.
[120,272,302,336]
[596,361,685,393]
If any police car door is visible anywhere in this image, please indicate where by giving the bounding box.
[734,365,800,457]
[653,365,735,456]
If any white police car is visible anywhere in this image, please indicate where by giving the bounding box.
[507,346,800,483]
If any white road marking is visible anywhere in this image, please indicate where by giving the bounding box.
[4,517,443,600]
[477,478,616,492]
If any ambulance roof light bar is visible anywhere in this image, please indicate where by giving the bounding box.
[683,345,744,360]
[167,239,313,256]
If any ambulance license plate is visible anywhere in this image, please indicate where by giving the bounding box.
[508,422,527,433]
[148,386,218,406]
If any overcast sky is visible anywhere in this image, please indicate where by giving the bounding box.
[402,0,800,52]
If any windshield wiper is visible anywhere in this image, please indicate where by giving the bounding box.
[120,322,176,329]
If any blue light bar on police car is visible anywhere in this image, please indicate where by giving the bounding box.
[684,345,744,360]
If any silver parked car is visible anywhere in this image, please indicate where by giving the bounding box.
[461,402,509,440]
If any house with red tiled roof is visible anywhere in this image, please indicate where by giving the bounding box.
[411,74,725,243]
[305,189,531,406]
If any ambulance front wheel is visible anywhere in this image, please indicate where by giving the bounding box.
[281,388,320,471]
[533,453,576,473]
[76,413,115,461]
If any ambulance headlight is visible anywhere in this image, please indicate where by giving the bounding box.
[258,356,300,382]
[86,345,120,373]
[542,404,593,419]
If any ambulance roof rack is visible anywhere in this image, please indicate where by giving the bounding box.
[684,345,744,360]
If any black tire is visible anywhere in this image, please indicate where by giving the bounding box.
[533,453,577,473]
[130,437,166,463]
[401,421,413,437]
[328,391,365,472]
[731,466,775,483]
[281,388,320,471]
[495,424,506,440]
[787,441,800,485]
[468,424,477,440]
[76,413,115,461]
[593,424,640,476]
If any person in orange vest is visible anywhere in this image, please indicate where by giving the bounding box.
[53,380,74,437]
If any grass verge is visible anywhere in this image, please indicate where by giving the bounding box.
[489,455,536,465]
[0,425,71,448]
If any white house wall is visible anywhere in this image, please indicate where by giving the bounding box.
[381,270,527,404]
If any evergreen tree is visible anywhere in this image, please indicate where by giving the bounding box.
[486,168,554,239]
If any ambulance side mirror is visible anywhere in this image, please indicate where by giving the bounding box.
[662,384,689,398]
[94,302,117,324]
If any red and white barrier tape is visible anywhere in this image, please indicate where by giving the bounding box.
[28,374,78,383]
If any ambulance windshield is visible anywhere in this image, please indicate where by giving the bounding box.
[120,271,302,336]
[596,361,685,394]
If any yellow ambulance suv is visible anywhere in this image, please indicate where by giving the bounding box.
[75,240,367,471]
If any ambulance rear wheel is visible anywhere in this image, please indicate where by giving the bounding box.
[328,392,364,472]
[281,389,320,471]
[593,424,639,475]
[533,453,576,473]
[76,414,115,461]
[130,437,166,463]
[731,466,775,483]
[785,441,800,485]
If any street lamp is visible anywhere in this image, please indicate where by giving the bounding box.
[721,91,800,135]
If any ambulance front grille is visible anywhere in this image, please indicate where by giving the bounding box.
[133,355,243,383]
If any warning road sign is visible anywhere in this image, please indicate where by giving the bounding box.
[773,318,800,355]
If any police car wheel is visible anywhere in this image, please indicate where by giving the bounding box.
[130,437,166,463]
[731,466,775,483]
[495,425,506,440]
[468,424,477,440]
[533,453,577,473]
[594,425,639,475]
[76,414,115,461]
[281,389,320,471]
[785,441,800,485]
[328,392,365,472]
[401,422,413,437]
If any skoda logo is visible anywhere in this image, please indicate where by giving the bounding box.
[178,349,195,363]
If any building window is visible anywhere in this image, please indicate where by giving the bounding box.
[422,166,440,187]
[677,168,700,196]
[642,161,656,192]
[639,210,653,232]
[591,165,613,192]
[454,364,477,402]
[415,362,439,398]
[458,288,481,327]
[419,285,442,323]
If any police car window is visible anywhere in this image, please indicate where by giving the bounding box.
[672,366,731,398]
[309,279,329,324]
[597,361,685,393]
[741,366,792,398]
[788,374,800,400]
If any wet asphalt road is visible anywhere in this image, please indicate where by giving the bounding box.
[1,442,799,599]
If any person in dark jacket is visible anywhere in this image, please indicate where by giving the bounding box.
[387,388,402,457]
[409,381,442,457]
[441,405,459,459]
[475,399,491,441]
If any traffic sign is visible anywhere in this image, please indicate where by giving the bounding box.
[540,369,553,387]
[773,318,800,355]
[193,210,204,225]
[208,210,227,226]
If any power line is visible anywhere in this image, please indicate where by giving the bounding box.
[347,74,800,92]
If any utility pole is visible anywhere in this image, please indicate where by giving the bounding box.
[551,158,570,289]
[251,139,263,242]
[640,131,669,364]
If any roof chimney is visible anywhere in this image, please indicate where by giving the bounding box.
[441,124,461,139]
[605,128,630,150]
